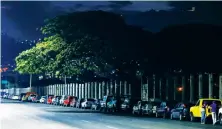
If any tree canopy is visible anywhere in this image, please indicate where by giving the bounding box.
[15,10,222,82]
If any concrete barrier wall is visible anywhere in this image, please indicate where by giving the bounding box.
[1,87,30,95]
[1,81,131,99]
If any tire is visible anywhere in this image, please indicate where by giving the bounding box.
[170,113,174,120]
[179,114,183,121]
[190,112,195,122]
[155,112,158,118]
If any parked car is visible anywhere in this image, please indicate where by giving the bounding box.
[3,93,9,99]
[81,98,96,109]
[47,95,54,104]
[59,95,67,106]
[76,98,85,108]
[156,101,178,118]
[219,106,222,124]
[132,101,148,115]
[11,95,19,100]
[32,95,41,103]
[190,98,222,122]
[52,96,62,105]
[28,94,37,102]
[19,93,26,101]
[141,101,161,116]
[70,96,78,107]
[91,99,102,110]
[63,96,74,106]
[170,102,194,121]
[40,96,47,103]
[148,98,162,114]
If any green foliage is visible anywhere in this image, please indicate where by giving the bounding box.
[15,11,153,79]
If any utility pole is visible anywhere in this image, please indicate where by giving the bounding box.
[30,74,32,92]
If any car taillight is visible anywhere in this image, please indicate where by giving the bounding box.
[183,104,186,108]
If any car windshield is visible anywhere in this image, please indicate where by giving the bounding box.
[30,95,36,97]
[41,96,46,98]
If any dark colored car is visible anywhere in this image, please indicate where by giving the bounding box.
[156,101,178,118]
[170,102,194,121]
[52,96,62,105]
[91,99,102,110]
[63,96,74,106]
[70,96,78,107]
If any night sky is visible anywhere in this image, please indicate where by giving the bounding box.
[2,1,222,66]
[1,1,171,40]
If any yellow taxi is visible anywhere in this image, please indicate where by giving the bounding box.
[190,98,222,122]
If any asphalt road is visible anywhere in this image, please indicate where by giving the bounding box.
[0,99,221,129]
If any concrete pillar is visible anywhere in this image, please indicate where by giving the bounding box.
[76,83,79,98]
[95,82,97,99]
[208,73,213,98]
[219,74,222,99]
[153,74,156,99]
[82,84,84,98]
[67,84,70,95]
[91,82,94,98]
[114,80,117,95]
[102,81,105,97]
[72,84,74,96]
[129,84,131,95]
[159,78,162,99]
[120,81,122,96]
[110,81,113,95]
[165,78,169,101]
[190,74,194,103]
[106,82,109,96]
[124,81,127,95]
[198,74,203,99]
[173,77,178,101]
[85,83,88,98]
[88,82,90,98]
[99,82,102,99]
[182,76,186,101]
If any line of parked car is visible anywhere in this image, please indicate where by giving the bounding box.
[2,92,222,125]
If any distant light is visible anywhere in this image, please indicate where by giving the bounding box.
[188,7,195,12]
[177,87,183,92]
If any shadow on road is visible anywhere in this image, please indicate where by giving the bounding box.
[0,101,22,104]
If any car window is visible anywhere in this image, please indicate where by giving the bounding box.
[203,100,221,107]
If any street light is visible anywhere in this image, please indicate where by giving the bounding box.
[177,87,183,92]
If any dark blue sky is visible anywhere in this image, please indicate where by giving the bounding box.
[1,1,171,40]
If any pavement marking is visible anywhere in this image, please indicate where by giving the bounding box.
[105,125,119,129]
[81,120,91,123]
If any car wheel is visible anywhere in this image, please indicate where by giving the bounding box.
[163,113,166,119]
[170,113,174,120]
[155,112,158,118]
[179,114,183,121]
[219,114,222,124]
[190,112,195,122]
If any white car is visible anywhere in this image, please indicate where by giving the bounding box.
[12,95,19,100]
[81,99,96,109]
[40,96,46,103]
[59,95,67,105]
[219,107,222,124]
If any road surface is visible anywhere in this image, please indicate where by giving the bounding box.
[0,99,221,129]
